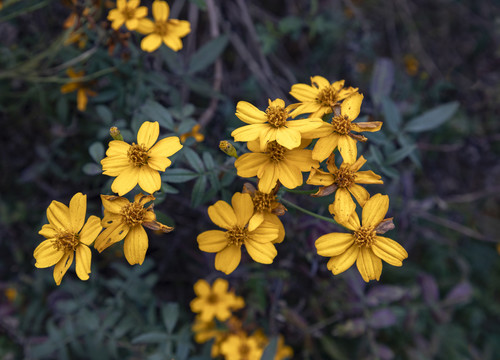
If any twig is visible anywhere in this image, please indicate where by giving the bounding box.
[416,211,490,242]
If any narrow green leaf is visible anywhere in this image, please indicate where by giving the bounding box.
[184,147,205,173]
[404,101,459,132]
[188,35,228,74]
[202,152,215,170]
[132,332,169,344]
[162,303,179,334]
[96,105,113,124]
[191,176,208,207]
[163,168,199,183]
[88,142,105,163]
[381,97,401,133]
[261,337,278,360]
[141,100,175,130]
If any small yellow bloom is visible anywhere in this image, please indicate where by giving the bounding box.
[190,278,244,322]
[4,288,17,302]
[180,124,204,143]
[220,334,263,360]
[107,0,148,31]
[315,194,408,282]
[192,316,220,344]
[60,68,97,112]
[404,54,419,76]
[231,99,324,150]
[289,76,359,119]
[197,192,280,274]
[101,121,183,196]
[94,193,173,265]
[34,193,102,285]
[136,0,190,52]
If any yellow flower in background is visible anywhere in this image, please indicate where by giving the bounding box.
[231,99,324,150]
[234,140,319,193]
[252,331,293,360]
[190,278,244,322]
[312,92,382,163]
[192,316,220,344]
[307,155,383,224]
[101,121,182,196]
[34,193,102,285]
[289,76,359,118]
[107,0,148,31]
[136,0,190,52]
[315,194,407,282]
[220,334,263,360]
[180,124,204,143]
[60,68,97,111]
[94,193,173,265]
[197,192,280,274]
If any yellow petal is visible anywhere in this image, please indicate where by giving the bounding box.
[136,18,155,34]
[38,224,57,239]
[372,236,408,266]
[351,121,383,133]
[312,133,338,162]
[338,135,357,164]
[355,170,383,184]
[141,33,162,52]
[102,155,130,176]
[137,121,159,150]
[315,232,354,257]
[257,163,278,193]
[162,34,183,51]
[275,127,301,150]
[331,188,356,224]
[286,149,318,172]
[331,79,345,91]
[214,245,241,274]
[135,6,148,18]
[168,19,190,37]
[193,279,210,296]
[127,0,140,9]
[153,0,169,22]
[311,76,331,89]
[362,194,389,227]
[248,212,264,232]
[289,83,318,102]
[197,230,228,252]
[348,184,370,206]
[277,161,303,190]
[60,82,78,94]
[79,215,103,246]
[69,192,86,233]
[264,213,285,244]
[148,156,171,171]
[340,93,363,120]
[208,200,237,229]
[236,101,267,124]
[111,165,140,196]
[356,247,382,282]
[306,168,334,186]
[105,140,130,157]
[337,211,361,231]
[53,251,74,286]
[116,0,126,9]
[94,222,130,252]
[123,225,148,265]
[248,221,279,243]
[77,89,88,111]
[231,124,267,143]
[47,200,71,231]
[327,244,359,275]
[245,240,277,264]
[138,166,161,194]
[34,240,64,268]
[231,193,254,227]
[149,136,182,157]
[75,244,92,281]
[125,18,138,30]
[350,155,367,172]
[213,278,229,294]
[234,153,267,178]
[100,194,130,215]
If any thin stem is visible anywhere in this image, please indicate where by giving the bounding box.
[282,188,317,195]
[280,198,338,225]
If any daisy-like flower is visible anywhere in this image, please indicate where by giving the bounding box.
[94,193,173,265]
[136,0,190,52]
[306,154,383,224]
[190,278,244,322]
[315,194,408,282]
[289,76,359,118]
[101,121,182,196]
[220,334,263,360]
[34,193,102,285]
[312,92,382,163]
[197,192,280,274]
[107,0,148,31]
[60,68,97,111]
[234,140,319,193]
[231,99,324,150]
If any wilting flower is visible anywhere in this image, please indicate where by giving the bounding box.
[136,0,190,52]
[101,121,182,196]
[231,99,324,150]
[180,124,204,143]
[94,193,173,265]
[306,154,383,223]
[107,0,148,31]
[289,76,358,118]
[234,140,319,193]
[315,194,407,282]
[60,68,97,111]
[197,192,280,274]
[34,193,102,285]
[220,334,263,360]
[190,278,244,322]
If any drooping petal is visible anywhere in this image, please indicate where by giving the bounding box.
[331,188,356,224]
[348,184,370,207]
[152,0,169,22]
[123,225,148,265]
[34,240,64,268]
[38,224,57,239]
[47,200,71,231]
[75,244,92,281]
[355,170,383,184]
[149,136,183,158]
[137,121,159,150]
[235,101,267,124]
[231,193,254,227]
[337,135,357,164]
[351,121,383,133]
[94,222,130,252]
[100,194,130,215]
[312,133,339,162]
[111,165,140,196]
[315,232,354,257]
[77,89,88,111]
[53,252,74,286]
[69,193,86,233]
[138,166,161,194]
[208,200,237,229]
[372,236,408,266]
[245,240,277,264]
[214,245,241,274]
[141,33,162,52]
[326,243,359,275]
[341,93,363,120]
[362,194,389,227]
[356,247,382,282]
[197,230,228,252]
[79,215,103,246]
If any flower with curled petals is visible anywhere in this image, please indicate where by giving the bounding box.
[136,0,190,52]
[315,194,408,282]
[34,193,102,285]
[101,121,182,196]
[107,0,148,31]
[197,192,280,274]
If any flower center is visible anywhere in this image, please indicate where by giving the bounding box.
[331,115,351,135]
[226,226,248,247]
[123,6,136,20]
[333,166,356,188]
[206,293,219,304]
[266,105,288,127]
[317,86,338,107]
[266,141,286,162]
[154,20,169,37]
[353,226,376,247]
[53,231,80,252]
[252,191,276,212]
[121,202,146,227]
[238,343,251,357]
[127,143,149,167]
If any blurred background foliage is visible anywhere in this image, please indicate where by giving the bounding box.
[1,0,500,359]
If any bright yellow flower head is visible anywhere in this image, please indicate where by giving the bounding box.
[234,140,319,193]
[107,0,148,31]
[307,155,383,224]
[34,193,102,285]
[101,121,182,196]
[231,99,324,150]
[190,278,244,322]
[60,68,97,112]
[94,193,173,265]
[315,194,408,282]
[220,334,263,360]
[197,192,280,274]
[312,92,382,163]
[289,76,359,118]
[136,0,190,52]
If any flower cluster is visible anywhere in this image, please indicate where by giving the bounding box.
[190,278,293,360]
[34,121,181,285]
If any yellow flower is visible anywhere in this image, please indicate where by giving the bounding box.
[306,155,383,223]
[34,193,102,285]
[107,0,148,31]
[252,331,293,360]
[289,76,358,118]
[4,288,17,302]
[197,192,280,274]
[231,99,324,150]
[94,193,173,265]
[312,93,382,163]
[220,334,263,360]
[315,194,408,282]
[180,124,204,143]
[192,316,220,344]
[234,140,319,193]
[136,0,190,52]
[101,121,182,196]
[60,68,97,111]
[190,278,244,322]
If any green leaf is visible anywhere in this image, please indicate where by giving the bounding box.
[96,105,113,124]
[404,101,459,132]
[132,332,169,344]
[370,58,394,107]
[188,35,228,74]
[261,337,278,360]
[140,100,175,130]
[82,163,101,176]
[162,303,179,334]
[88,142,105,163]
[184,147,205,173]
[191,175,208,207]
[385,144,417,165]
[381,97,401,133]
[202,152,215,170]
[163,168,199,183]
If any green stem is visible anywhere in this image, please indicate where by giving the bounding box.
[280,198,338,225]
[282,188,317,195]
